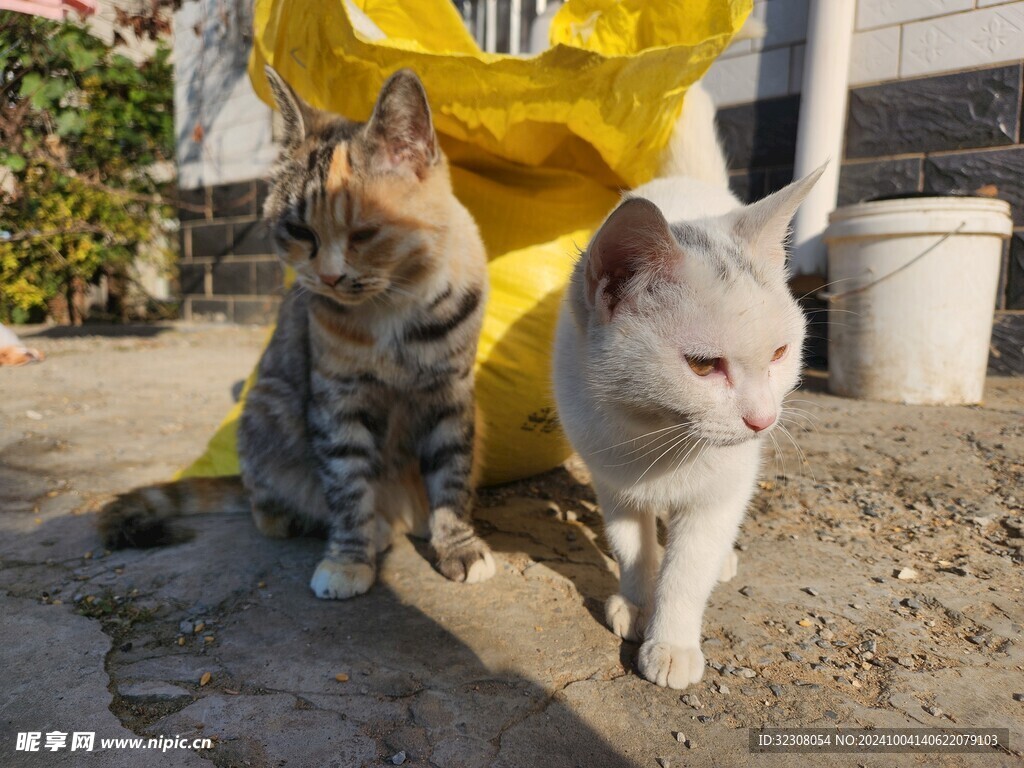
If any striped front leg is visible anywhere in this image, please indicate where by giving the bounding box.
[417,396,495,584]
[307,379,385,599]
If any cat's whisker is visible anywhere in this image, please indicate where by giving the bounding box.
[671,435,707,478]
[796,275,860,303]
[632,430,697,485]
[676,438,710,486]
[780,413,817,434]
[776,423,814,484]
[592,423,692,455]
[767,430,787,489]
[604,426,698,468]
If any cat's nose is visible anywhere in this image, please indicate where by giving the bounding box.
[743,414,775,433]
[318,273,343,287]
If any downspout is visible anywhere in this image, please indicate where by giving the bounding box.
[790,0,856,277]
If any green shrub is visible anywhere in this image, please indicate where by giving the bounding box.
[0,15,174,324]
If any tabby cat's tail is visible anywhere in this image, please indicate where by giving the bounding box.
[98,476,248,549]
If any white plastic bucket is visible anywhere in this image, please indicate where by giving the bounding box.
[823,196,1012,405]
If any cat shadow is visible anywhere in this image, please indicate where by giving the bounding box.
[0,509,642,767]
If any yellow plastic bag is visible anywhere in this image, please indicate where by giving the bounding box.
[181,0,751,486]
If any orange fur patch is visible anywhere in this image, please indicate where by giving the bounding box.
[326,144,351,194]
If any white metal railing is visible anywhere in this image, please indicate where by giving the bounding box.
[456,0,556,55]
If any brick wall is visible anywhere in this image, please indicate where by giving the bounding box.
[177,180,283,323]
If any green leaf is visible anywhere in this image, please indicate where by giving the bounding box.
[1,154,27,172]
[67,40,100,71]
[29,78,72,111]
[19,72,44,101]
[55,111,86,137]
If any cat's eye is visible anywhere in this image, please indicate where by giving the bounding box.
[349,228,378,245]
[771,345,788,362]
[283,221,319,256]
[686,355,721,377]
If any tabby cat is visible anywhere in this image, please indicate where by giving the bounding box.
[100,68,495,599]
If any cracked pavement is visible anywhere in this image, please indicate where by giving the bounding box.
[1,323,1022,767]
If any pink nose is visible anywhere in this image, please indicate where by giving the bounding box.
[318,273,342,287]
[743,414,776,433]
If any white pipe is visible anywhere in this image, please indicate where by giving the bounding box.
[790,0,856,276]
[485,0,498,53]
[509,0,522,55]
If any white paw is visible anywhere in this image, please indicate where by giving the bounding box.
[309,559,375,600]
[718,550,738,583]
[437,540,496,584]
[464,549,496,584]
[637,640,705,689]
[605,594,646,641]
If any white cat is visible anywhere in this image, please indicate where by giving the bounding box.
[552,82,823,689]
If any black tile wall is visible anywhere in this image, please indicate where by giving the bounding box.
[764,166,794,196]
[177,180,286,324]
[178,263,207,295]
[838,158,922,206]
[1008,235,1024,309]
[211,262,253,295]
[176,187,208,222]
[211,181,257,218]
[728,170,765,203]
[727,167,793,203]
[233,219,274,256]
[190,223,231,260]
[718,95,801,171]
[924,147,1024,223]
[846,65,1021,159]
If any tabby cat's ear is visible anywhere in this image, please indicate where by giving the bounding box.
[585,197,678,323]
[264,66,316,145]
[730,162,826,268]
[365,69,439,178]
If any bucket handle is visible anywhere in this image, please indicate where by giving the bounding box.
[819,221,966,303]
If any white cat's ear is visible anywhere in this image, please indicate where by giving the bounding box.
[366,69,439,178]
[731,163,827,267]
[585,197,677,322]
[264,66,316,146]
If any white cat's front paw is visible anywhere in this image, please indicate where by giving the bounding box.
[605,594,646,641]
[310,559,375,600]
[718,550,738,583]
[637,640,705,689]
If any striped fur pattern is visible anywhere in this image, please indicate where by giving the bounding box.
[240,68,494,599]
[98,69,494,600]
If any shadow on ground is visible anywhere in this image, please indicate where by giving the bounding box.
[0,488,646,767]
[21,324,174,340]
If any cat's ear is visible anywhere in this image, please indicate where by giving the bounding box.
[264,66,316,145]
[731,163,827,267]
[585,197,677,322]
[365,69,439,177]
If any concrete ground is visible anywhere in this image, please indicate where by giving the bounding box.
[0,323,1021,768]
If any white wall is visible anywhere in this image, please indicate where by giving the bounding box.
[173,0,277,190]
[704,0,1024,107]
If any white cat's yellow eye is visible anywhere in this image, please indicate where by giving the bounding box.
[771,345,788,362]
[686,355,720,376]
